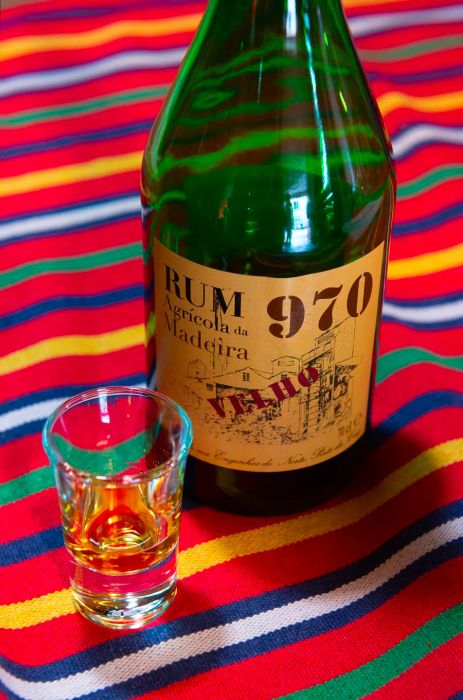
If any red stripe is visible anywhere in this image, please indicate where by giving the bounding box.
[373,74,462,99]
[4,136,149,177]
[2,0,204,18]
[394,193,462,234]
[372,364,463,425]
[0,346,145,403]
[0,435,45,485]
[0,220,140,272]
[0,490,61,549]
[2,66,178,115]
[396,145,463,179]
[366,406,463,486]
[385,270,463,301]
[0,174,140,220]
[0,301,142,355]
[0,263,142,318]
[345,0,460,17]
[390,221,462,261]
[379,324,463,354]
[362,47,463,75]
[383,104,462,136]
[354,22,463,52]
[0,98,165,156]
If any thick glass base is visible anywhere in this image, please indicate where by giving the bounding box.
[190,436,366,515]
[70,550,178,629]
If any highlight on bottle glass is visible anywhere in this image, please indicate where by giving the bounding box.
[42,386,192,629]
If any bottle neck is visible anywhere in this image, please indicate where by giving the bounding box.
[204,0,346,47]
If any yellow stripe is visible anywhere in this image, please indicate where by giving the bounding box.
[1,438,461,629]
[387,242,463,280]
[0,152,142,198]
[0,325,144,378]
[0,15,202,61]
[378,91,463,117]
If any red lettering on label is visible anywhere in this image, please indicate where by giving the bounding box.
[207,397,226,418]
[207,363,319,418]
[269,377,299,402]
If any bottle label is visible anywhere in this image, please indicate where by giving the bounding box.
[154,241,385,472]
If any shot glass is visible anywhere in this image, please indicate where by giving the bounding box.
[42,387,192,629]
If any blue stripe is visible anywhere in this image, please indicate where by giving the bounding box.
[382,316,462,331]
[1,0,198,31]
[384,290,463,308]
[368,64,463,84]
[0,527,63,568]
[395,142,463,162]
[0,121,153,161]
[1,500,461,683]
[0,285,144,331]
[0,376,145,417]
[393,202,463,236]
[370,390,463,446]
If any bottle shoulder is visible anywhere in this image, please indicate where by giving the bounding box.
[141,1,395,276]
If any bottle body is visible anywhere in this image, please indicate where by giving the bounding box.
[141,0,395,513]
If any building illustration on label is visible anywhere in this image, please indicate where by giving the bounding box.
[173,316,361,446]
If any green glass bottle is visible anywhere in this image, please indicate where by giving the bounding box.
[141,0,395,514]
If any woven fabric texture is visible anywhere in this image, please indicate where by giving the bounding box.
[1,0,463,698]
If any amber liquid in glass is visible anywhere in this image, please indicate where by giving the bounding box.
[62,481,180,574]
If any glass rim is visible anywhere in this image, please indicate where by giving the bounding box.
[42,386,193,484]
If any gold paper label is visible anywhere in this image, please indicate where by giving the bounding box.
[154,241,385,472]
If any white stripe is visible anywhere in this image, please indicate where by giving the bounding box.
[0,518,461,700]
[383,298,463,325]
[0,48,187,98]
[0,384,145,435]
[0,399,64,433]
[349,5,463,38]
[392,125,463,160]
[0,196,140,243]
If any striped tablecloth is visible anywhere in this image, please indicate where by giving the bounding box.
[1,0,462,698]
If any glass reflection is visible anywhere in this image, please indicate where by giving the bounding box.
[283,194,312,252]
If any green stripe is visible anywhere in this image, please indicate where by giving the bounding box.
[160,135,384,176]
[53,430,155,477]
[0,431,158,507]
[376,348,463,384]
[0,85,168,128]
[0,243,140,291]
[279,602,463,699]
[0,466,53,507]
[399,165,463,200]
[359,34,463,62]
